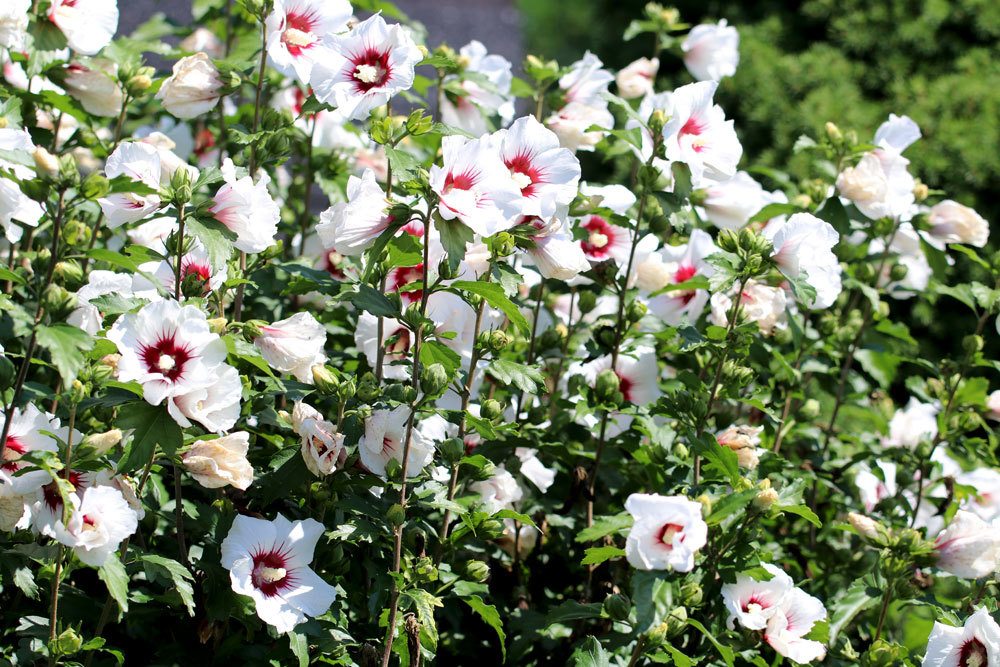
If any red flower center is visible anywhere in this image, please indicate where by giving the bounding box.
[680,115,705,137]
[443,170,477,193]
[139,333,194,382]
[960,639,988,667]
[505,153,542,197]
[349,48,392,92]
[674,264,698,304]
[658,522,685,549]
[389,263,424,304]
[580,216,617,258]
[282,11,319,56]
[251,547,295,597]
[1,436,26,472]
[616,371,633,403]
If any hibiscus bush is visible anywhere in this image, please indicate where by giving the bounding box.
[1,1,999,665]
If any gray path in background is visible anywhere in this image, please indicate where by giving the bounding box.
[120,0,525,72]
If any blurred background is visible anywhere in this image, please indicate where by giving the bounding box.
[126,0,999,223]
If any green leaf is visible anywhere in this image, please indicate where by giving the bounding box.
[828,578,879,643]
[404,588,443,649]
[449,280,530,335]
[632,571,673,633]
[421,340,462,375]
[544,601,604,625]
[576,512,632,543]
[88,293,146,316]
[185,216,237,269]
[36,323,93,383]
[706,489,757,526]
[0,267,26,286]
[12,565,38,599]
[288,632,309,667]
[486,359,545,393]
[691,433,741,486]
[685,618,735,667]
[748,202,802,225]
[855,349,901,388]
[384,146,422,182]
[346,284,400,318]
[436,217,475,273]
[98,553,130,613]
[464,595,506,661]
[776,503,822,528]
[140,555,195,617]
[115,402,184,473]
[580,545,625,566]
[663,645,694,667]
[570,636,610,667]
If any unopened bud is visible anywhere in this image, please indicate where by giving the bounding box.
[847,512,882,541]
[126,74,153,96]
[386,503,405,526]
[913,181,929,202]
[603,593,631,621]
[83,429,123,455]
[648,109,667,136]
[80,172,110,200]
[312,365,339,394]
[594,369,621,405]
[464,560,490,582]
[626,300,647,323]
[420,362,449,396]
[206,317,227,334]
[962,334,984,355]
[577,290,597,314]
[488,329,511,354]
[481,398,504,422]
[888,263,908,282]
[356,372,381,403]
[754,487,779,509]
[824,121,842,143]
[33,146,60,177]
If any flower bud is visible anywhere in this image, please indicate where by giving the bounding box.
[126,74,153,96]
[312,365,340,394]
[464,560,490,582]
[680,582,703,607]
[338,378,356,400]
[420,362,449,396]
[824,121,843,143]
[848,512,883,541]
[577,290,598,314]
[753,486,779,509]
[356,372,381,403]
[481,398,504,422]
[488,330,511,354]
[33,146,60,178]
[492,232,515,258]
[53,627,83,656]
[69,379,89,404]
[626,300,647,324]
[648,109,668,136]
[83,429,123,456]
[962,334,984,355]
[594,369,621,405]
[206,317,228,334]
[888,262,908,282]
[665,606,687,637]
[912,181,929,202]
[603,593,631,621]
[54,260,83,287]
[800,398,820,420]
[440,437,465,464]
[170,167,193,205]
[386,503,405,526]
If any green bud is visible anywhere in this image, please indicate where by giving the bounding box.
[855,261,877,283]
[688,189,708,207]
[53,627,83,656]
[312,365,339,394]
[488,329,511,354]
[665,606,688,637]
[170,168,193,205]
[962,334,984,355]
[824,121,843,143]
[603,593,631,621]
[54,260,83,287]
[440,437,465,464]
[125,74,153,96]
[481,398,504,422]
[594,369,621,405]
[80,172,110,200]
[862,639,909,667]
[673,443,689,460]
[420,362,449,396]
[464,560,490,582]
[356,372,381,403]
[386,504,405,526]
[888,262,908,282]
[437,257,459,281]
[62,218,91,246]
[680,582,703,607]
[716,229,739,253]
[69,379,89,405]
[648,109,667,136]
[800,398,820,420]
[384,383,409,403]
[492,232,515,258]
[57,154,79,188]
[405,109,433,136]
[242,320,264,342]
[473,460,496,481]
[626,300,647,324]
[577,290,597,314]
[637,164,660,189]
[43,284,75,318]
[338,378,356,400]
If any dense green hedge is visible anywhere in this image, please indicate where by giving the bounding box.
[519,0,1000,224]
